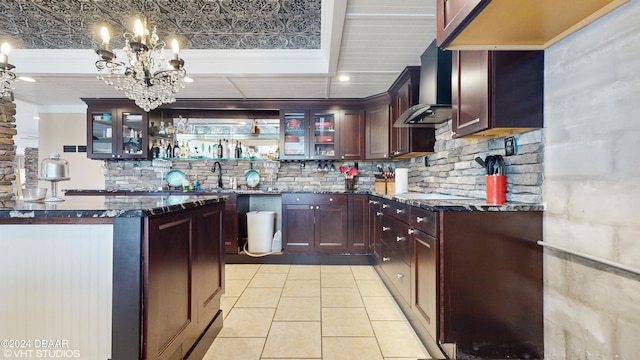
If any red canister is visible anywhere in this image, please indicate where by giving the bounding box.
[486,175,506,204]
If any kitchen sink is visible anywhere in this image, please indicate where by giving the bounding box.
[393,193,476,200]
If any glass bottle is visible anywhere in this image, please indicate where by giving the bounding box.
[217,139,223,159]
[158,121,166,135]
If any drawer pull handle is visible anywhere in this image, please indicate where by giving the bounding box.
[296,197,300,202]
[376,212,382,216]
[382,204,389,208]
[408,229,415,235]
[369,200,379,204]
[382,257,390,262]
[396,208,405,214]
[309,205,314,210]
[396,236,406,242]
[416,216,425,223]
[382,226,391,232]
[396,274,404,279]
[329,198,333,202]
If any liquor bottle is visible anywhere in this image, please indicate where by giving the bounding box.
[173,141,180,158]
[217,139,223,159]
[166,140,173,158]
[159,139,165,158]
[222,139,229,159]
[234,141,241,159]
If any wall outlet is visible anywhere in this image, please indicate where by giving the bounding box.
[505,136,517,156]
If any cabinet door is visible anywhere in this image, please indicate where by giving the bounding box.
[281,110,309,160]
[282,204,315,252]
[310,110,339,160]
[348,194,369,253]
[365,103,389,159]
[87,106,116,159]
[436,0,485,47]
[119,107,148,159]
[369,198,382,259]
[414,231,438,340]
[451,50,489,137]
[193,205,224,324]
[339,109,365,160]
[315,204,348,251]
[390,83,410,157]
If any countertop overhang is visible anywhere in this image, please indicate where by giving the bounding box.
[0,195,228,219]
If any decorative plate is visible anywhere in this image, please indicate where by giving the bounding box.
[245,169,260,188]
[166,169,186,187]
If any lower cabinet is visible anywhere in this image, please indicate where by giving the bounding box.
[348,194,370,254]
[144,204,225,360]
[282,193,348,253]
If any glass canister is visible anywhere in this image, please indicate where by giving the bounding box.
[41,153,70,180]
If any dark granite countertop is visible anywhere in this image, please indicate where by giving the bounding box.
[60,190,543,212]
[371,193,544,212]
[0,195,228,219]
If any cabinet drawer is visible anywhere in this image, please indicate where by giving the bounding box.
[410,207,438,237]
[380,199,410,223]
[381,215,411,265]
[282,193,347,205]
[380,241,411,304]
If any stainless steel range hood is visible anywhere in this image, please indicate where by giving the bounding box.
[394,40,452,127]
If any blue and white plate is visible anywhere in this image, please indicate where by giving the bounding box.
[166,169,186,187]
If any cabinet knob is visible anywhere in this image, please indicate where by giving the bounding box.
[396,236,406,242]
[416,216,425,223]
[396,274,404,279]
[382,226,391,232]
[408,229,415,235]
[296,197,300,202]
[382,257,390,262]
[329,198,333,202]
[382,204,389,208]
[316,206,319,209]
[309,205,314,210]
[376,212,382,216]
[396,208,405,214]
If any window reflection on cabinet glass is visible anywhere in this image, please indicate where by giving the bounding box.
[91,112,113,154]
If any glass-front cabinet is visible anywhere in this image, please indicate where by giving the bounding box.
[281,110,308,159]
[280,109,342,160]
[311,110,339,160]
[87,103,148,159]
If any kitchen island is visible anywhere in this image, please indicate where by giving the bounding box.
[0,195,227,360]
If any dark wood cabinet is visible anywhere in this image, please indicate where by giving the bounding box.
[388,67,437,159]
[439,211,543,359]
[339,109,365,160]
[280,108,364,160]
[364,94,390,159]
[368,196,383,259]
[111,202,224,360]
[436,0,628,50]
[282,193,348,253]
[222,193,250,254]
[84,99,149,159]
[451,50,543,137]
[348,194,370,254]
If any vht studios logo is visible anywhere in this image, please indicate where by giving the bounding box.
[3,349,81,358]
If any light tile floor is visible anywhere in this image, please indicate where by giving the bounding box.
[204,264,431,360]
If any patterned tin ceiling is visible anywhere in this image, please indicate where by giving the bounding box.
[0,0,321,50]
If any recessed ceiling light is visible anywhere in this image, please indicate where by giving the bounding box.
[338,75,350,82]
[33,116,40,120]
[184,77,195,83]
[18,76,37,83]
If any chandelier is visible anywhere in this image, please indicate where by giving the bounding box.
[0,42,17,98]
[95,18,187,112]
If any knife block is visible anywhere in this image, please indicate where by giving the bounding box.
[375,179,387,195]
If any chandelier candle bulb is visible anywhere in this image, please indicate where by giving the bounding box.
[0,42,9,64]
[100,27,110,51]
[134,19,145,42]
[172,39,180,60]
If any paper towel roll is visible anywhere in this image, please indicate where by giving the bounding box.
[395,168,409,194]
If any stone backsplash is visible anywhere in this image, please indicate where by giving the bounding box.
[104,120,543,203]
[0,98,16,205]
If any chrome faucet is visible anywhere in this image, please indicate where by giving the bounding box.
[212,161,223,189]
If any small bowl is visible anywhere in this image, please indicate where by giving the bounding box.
[23,188,47,201]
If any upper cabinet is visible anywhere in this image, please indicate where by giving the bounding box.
[365,94,390,160]
[280,107,364,161]
[451,50,544,137]
[86,100,148,160]
[437,0,629,50]
[388,67,436,159]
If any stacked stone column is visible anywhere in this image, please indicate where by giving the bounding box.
[0,98,17,205]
